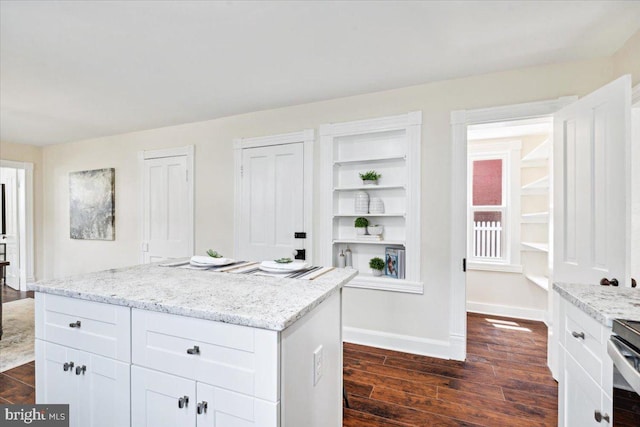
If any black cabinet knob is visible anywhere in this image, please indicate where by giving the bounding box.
[63,361,74,372]
[186,345,200,355]
[197,401,208,415]
[178,396,189,409]
[75,365,86,375]
[594,410,610,423]
[571,331,585,340]
[68,320,81,328]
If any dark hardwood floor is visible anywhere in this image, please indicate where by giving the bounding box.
[2,286,638,425]
[343,313,558,426]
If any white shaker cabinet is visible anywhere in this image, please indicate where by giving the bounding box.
[555,290,613,426]
[35,293,131,427]
[36,340,131,427]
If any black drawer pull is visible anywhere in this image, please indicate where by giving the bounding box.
[571,331,585,340]
[63,361,74,372]
[178,396,189,409]
[594,410,610,423]
[186,345,200,355]
[197,401,208,415]
[69,321,81,328]
[75,365,86,375]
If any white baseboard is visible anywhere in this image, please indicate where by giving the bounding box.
[343,326,453,359]
[466,301,546,322]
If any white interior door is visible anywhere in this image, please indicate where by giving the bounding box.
[239,143,304,262]
[142,153,193,263]
[553,75,632,286]
[0,167,20,289]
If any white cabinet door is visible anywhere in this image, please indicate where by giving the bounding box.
[238,143,304,261]
[78,352,130,427]
[196,382,278,427]
[35,340,81,425]
[132,366,196,427]
[562,351,609,426]
[554,75,632,286]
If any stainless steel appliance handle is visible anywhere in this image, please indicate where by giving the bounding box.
[607,336,640,394]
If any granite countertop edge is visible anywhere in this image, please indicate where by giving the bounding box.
[28,266,358,332]
[553,282,640,327]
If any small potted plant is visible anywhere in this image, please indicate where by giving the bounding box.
[359,170,381,185]
[354,217,369,235]
[369,257,385,276]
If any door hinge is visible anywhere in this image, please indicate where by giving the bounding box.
[186,170,188,182]
[240,165,244,177]
[462,258,466,272]
[142,242,149,252]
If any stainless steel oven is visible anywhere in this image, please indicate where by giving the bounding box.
[608,319,640,425]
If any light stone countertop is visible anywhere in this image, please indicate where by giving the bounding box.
[28,263,358,331]
[553,282,640,326]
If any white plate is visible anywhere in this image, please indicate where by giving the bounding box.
[190,256,235,267]
[259,261,309,273]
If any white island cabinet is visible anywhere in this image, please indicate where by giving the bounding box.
[31,263,356,427]
[552,283,640,427]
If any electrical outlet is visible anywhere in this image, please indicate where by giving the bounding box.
[313,345,323,385]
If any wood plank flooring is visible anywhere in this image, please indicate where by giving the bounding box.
[2,286,638,425]
[343,313,558,426]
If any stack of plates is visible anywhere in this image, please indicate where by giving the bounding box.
[259,260,309,273]
[190,256,236,267]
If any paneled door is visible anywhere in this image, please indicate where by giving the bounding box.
[141,147,194,263]
[238,143,304,262]
[553,75,632,286]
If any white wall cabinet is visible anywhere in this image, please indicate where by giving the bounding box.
[320,112,422,294]
[555,290,613,426]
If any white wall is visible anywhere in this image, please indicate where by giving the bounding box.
[34,35,639,356]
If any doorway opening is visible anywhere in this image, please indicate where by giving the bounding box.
[0,161,34,291]
[465,117,552,322]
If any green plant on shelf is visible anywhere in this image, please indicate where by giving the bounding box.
[359,170,381,182]
[354,217,369,228]
[369,257,384,271]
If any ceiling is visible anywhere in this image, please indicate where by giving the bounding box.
[1,1,639,146]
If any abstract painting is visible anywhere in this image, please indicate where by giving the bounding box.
[69,168,115,240]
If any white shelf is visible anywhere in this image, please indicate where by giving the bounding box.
[334,184,406,192]
[521,176,549,195]
[521,138,550,163]
[525,273,549,291]
[333,155,406,166]
[345,271,423,294]
[333,239,405,246]
[521,212,549,223]
[333,213,406,218]
[521,242,549,252]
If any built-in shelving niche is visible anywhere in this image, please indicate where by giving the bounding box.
[320,112,423,294]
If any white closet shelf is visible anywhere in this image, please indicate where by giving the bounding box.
[521,176,549,195]
[525,273,549,291]
[521,242,549,252]
[333,155,406,166]
[333,239,405,246]
[334,185,406,192]
[333,213,406,218]
[345,273,423,294]
[521,212,549,223]
[521,138,550,162]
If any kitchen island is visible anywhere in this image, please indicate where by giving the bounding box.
[29,263,357,427]
[551,282,640,427]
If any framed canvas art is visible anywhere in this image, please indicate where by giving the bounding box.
[69,168,115,240]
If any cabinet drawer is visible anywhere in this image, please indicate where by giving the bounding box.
[132,309,279,402]
[35,294,131,362]
[563,300,606,384]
